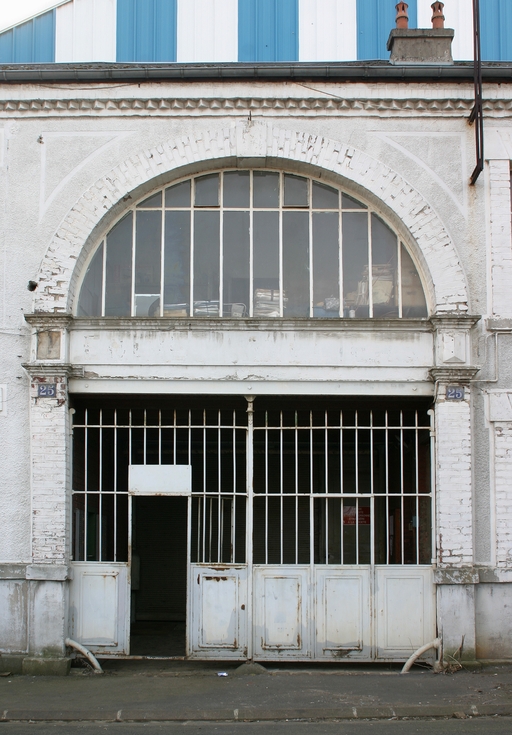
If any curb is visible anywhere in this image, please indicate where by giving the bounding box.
[2,703,512,722]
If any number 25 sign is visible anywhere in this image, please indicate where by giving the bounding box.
[446,386,465,401]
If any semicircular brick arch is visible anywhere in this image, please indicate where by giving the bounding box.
[35,121,468,314]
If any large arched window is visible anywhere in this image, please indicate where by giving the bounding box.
[77,170,428,319]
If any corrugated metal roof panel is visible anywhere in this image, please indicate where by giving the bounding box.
[0,10,55,63]
[481,0,512,61]
[55,0,117,63]
[357,0,417,61]
[299,0,357,62]
[238,0,298,62]
[177,0,238,63]
[117,0,177,62]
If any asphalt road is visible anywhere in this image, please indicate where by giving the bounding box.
[0,718,511,734]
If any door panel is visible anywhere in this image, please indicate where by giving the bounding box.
[189,565,247,657]
[315,567,371,659]
[375,567,435,658]
[69,563,129,653]
[253,566,309,658]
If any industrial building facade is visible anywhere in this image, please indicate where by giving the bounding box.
[1,0,512,672]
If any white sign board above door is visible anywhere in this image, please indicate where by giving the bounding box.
[128,464,192,496]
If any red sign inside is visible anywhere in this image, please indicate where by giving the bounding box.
[343,506,370,525]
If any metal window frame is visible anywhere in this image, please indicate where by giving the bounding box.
[77,169,424,320]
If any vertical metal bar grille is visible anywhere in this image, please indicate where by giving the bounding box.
[252,404,432,566]
[72,399,431,568]
[72,402,248,564]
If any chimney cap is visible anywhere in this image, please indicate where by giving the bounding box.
[387,28,454,64]
[395,2,409,30]
[431,2,445,29]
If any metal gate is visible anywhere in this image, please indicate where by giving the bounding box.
[70,397,435,660]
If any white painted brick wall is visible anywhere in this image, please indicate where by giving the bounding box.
[494,424,512,566]
[29,378,70,564]
[489,160,512,318]
[435,390,474,566]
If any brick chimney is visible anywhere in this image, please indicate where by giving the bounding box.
[387,2,454,64]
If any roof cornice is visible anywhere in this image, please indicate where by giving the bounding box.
[2,95,512,118]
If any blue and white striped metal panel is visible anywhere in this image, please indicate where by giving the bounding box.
[117,0,177,62]
[299,0,357,62]
[0,0,510,64]
[177,0,238,62]
[0,10,55,63]
[357,0,417,61]
[238,0,298,62]
[481,0,512,62]
[56,0,116,62]
[418,0,474,60]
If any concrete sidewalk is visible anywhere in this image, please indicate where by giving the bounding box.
[1,660,512,722]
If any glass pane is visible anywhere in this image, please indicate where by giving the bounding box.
[388,496,402,563]
[358,499,371,564]
[77,243,103,316]
[403,429,417,494]
[134,211,161,316]
[418,433,431,494]
[223,171,250,208]
[86,493,99,561]
[193,211,220,315]
[164,211,190,316]
[195,173,219,206]
[101,494,115,561]
[313,212,339,317]
[342,498,357,564]
[342,193,367,210]
[253,171,279,208]
[419,496,432,564]
[116,494,128,562]
[283,212,310,317]
[284,174,308,207]
[253,211,280,317]
[282,497,297,564]
[401,244,428,317]
[137,191,162,208]
[223,211,250,316]
[403,496,417,564]
[342,212,369,317]
[374,496,387,564]
[165,180,191,207]
[105,213,133,316]
[312,181,339,209]
[371,214,398,318]
[72,494,85,561]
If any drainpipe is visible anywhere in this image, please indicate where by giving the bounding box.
[401,637,443,673]
[65,638,103,674]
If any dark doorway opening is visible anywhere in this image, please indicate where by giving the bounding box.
[130,496,187,656]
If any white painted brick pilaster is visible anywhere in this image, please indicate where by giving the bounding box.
[29,378,70,564]
[493,423,512,566]
[435,389,474,566]
[489,160,512,318]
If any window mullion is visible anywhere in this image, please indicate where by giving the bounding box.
[190,180,195,317]
[219,173,224,317]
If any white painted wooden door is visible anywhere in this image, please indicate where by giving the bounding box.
[69,562,130,654]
